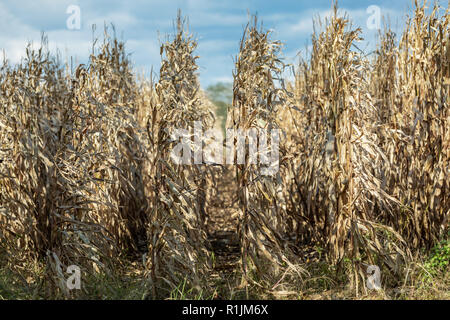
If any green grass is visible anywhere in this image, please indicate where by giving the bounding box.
[423,240,449,278]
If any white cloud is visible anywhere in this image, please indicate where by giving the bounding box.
[210,76,233,84]
[86,12,140,30]
[0,0,417,88]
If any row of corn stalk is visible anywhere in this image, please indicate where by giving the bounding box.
[277,1,448,294]
[0,13,215,298]
[228,16,306,290]
[142,12,215,297]
[227,1,448,295]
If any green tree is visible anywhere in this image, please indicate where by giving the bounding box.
[206,82,232,132]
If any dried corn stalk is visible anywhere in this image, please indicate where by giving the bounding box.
[143,11,214,297]
[229,16,304,288]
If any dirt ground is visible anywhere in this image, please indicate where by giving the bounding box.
[205,165,241,273]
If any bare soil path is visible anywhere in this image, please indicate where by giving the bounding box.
[206,166,241,273]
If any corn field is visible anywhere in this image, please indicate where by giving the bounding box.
[0,2,448,299]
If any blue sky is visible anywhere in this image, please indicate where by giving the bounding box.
[0,0,447,87]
